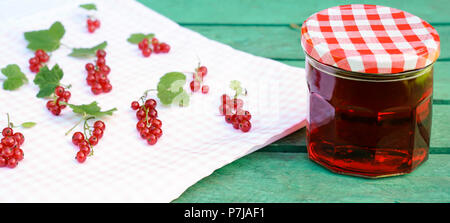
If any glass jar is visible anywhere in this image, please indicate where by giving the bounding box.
[305,54,433,178]
[300,4,439,178]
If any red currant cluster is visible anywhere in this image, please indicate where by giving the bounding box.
[87,18,101,33]
[46,86,71,116]
[189,65,209,94]
[71,120,106,163]
[28,49,49,73]
[138,37,170,57]
[85,49,112,95]
[131,95,162,145]
[219,94,252,132]
[0,127,25,168]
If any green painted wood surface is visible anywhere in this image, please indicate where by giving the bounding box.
[138,0,450,202]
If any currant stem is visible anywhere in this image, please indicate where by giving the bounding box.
[289,23,301,31]
[6,113,11,128]
[139,89,157,104]
[65,115,86,136]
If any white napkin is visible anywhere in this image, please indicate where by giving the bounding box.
[0,0,307,202]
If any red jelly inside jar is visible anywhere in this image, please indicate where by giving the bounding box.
[305,56,433,178]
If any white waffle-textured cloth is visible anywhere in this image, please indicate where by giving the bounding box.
[0,0,307,202]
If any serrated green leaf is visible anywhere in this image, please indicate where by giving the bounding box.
[68,41,107,58]
[157,72,189,106]
[33,64,63,98]
[127,33,155,44]
[21,122,36,128]
[79,3,97,10]
[68,101,117,117]
[24,21,65,52]
[1,64,28,90]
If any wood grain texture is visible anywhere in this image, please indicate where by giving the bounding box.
[137,0,450,202]
[174,152,450,203]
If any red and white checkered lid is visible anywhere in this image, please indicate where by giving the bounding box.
[301,4,440,74]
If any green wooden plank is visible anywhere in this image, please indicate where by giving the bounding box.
[184,26,450,60]
[174,152,450,203]
[262,104,450,153]
[140,0,450,24]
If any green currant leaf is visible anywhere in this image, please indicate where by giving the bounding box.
[1,64,28,90]
[68,41,107,58]
[33,64,64,98]
[21,122,36,128]
[127,33,155,44]
[157,72,190,106]
[172,90,190,107]
[68,101,117,117]
[79,3,97,10]
[24,21,65,52]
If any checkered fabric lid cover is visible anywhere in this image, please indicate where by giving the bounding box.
[301,4,440,74]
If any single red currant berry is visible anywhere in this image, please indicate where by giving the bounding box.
[96,49,106,58]
[136,120,146,131]
[99,65,110,75]
[159,43,170,53]
[92,128,103,139]
[2,127,13,137]
[13,148,24,161]
[93,19,101,28]
[152,119,162,129]
[87,19,94,26]
[51,106,62,116]
[13,132,25,146]
[197,66,207,77]
[91,83,103,95]
[243,111,252,121]
[239,120,252,132]
[96,57,106,66]
[147,134,158,145]
[76,151,87,163]
[2,136,16,147]
[88,136,99,146]
[29,57,39,65]
[39,53,49,63]
[35,49,45,58]
[201,85,209,94]
[219,104,231,116]
[7,157,18,168]
[2,147,14,156]
[88,24,96,33]
[153,44,161,53]
[102,83,113,93]
[148,109,158,118]
[225,115,233,123]
[145,99,157,109]
[140,128,150,139]
[151,128,163,138]
[136,109,146,120]
[54,86,65,97]
[131,101,140,110]
[86,74,96,86]
[151,38,159,45]
[29,64,40,73]
[72,132,85,146]
[63,91,71,100]
[142,48,152,57]
[190,81,200,92]
[79,144,91,156]
[85,63,95,71]
[0,156,6,167]
[46,100,57,110]
[78,140,89,148]
[93,120,106,131]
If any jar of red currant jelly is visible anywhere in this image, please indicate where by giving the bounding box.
[301,4,440,178]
